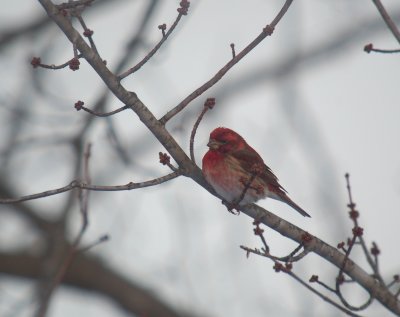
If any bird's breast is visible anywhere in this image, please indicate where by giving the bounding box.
[202,151,233,187]
[202,151,261,204]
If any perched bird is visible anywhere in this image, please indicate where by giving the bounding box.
[202,127,310,217]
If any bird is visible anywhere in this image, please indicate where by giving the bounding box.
[202,127,310,217]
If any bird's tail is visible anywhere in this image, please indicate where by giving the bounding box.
[280,194,311,217]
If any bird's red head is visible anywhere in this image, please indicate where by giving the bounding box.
[207,127,246,153]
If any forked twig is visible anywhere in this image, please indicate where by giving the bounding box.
[0,172,180,204]
[74,101,130,117]
[159,0,294,124]
[35,143,100,317]
[118,1,190,80]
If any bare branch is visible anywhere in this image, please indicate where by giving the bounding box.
[159,0,294,125]
[345,174,384,285]
[75,13,98,55]
[32,1,400,315]
[240,203,400,315]
[78,234,109,253]
[78,142,92,238]
[30,54,84,70]
[364,43,400,53]
[289,272,364,317]
[0,172,180,204]
[371,0,400,44]
[189,98,215,163]
[38,0,199,186]
[230,43,236,58]
[74,101,130,117]
[118,4,188,80]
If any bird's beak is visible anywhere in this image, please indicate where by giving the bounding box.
[207,139,220,150]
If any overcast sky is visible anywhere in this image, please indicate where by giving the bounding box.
[1,1,400,317]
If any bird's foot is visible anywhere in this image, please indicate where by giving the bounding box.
[222,200,240,215]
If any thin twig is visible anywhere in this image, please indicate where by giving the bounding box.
[335,235,374,311]
[241,242,362,317]
[189,108,207,163]
[312,277,338,294]
[287,272,364,317]
[118,10,186,80]
[248,220,309,262]
[371,0,400,44]
[159,152,179,172]
[76,13,98,55]
[330,174,375,311]
[75,103,130,117]
[387,275,400,289]
[35,143,94,317]
[0,171,180,204]
[37,232,111,313]
[230,43,236,58]
[240,245,309,263]
[189,98,215,163]
[367,47,400,54]
[78,234,109,253]
[234,173,258,206]
[159,0,294,124]
[77,143,92,238]
[277,245,309,263]
[345,174,384,284]
[222,170,259,214]
[255,223,270,253]
[31,54,83,70]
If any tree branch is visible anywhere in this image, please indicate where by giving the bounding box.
[37,0,201,183]
[0,172,180,204]
[118,5,186,80]
[0,251,199,317]
[29,1,400,315]
[371,0,400,44]
[159,0,294,125]
[240,204,400,315]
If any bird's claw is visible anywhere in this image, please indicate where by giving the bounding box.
[222,200,240,215]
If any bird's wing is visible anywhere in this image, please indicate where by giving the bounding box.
[230,149,287,194]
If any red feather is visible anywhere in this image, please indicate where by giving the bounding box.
[202,127,310,217]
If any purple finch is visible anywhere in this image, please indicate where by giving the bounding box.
[202,127,310,217]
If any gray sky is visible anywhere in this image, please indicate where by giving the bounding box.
[1,1,400,317]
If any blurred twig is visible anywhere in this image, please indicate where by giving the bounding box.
[371,0,400,44]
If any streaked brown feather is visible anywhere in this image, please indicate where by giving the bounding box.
[203,127,311,217]
[230,149,287,195]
